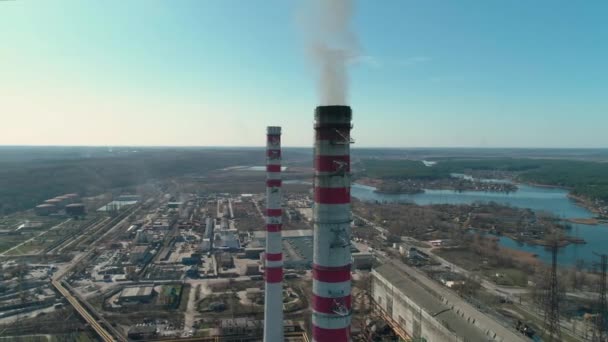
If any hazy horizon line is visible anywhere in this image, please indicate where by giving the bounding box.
[1,144,607,150]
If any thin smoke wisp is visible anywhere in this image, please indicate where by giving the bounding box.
[303,0,358,106]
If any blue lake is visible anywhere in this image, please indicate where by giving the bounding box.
[350,183,607,266]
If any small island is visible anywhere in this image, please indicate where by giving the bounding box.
[369,177,517,195]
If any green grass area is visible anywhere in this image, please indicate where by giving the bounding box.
[0,337,50,342]
[4,243,42,256]
[159,284,183,306]
[0,334,95,342]
[435,249,529,286]
[482,268,528,287]
[0,236,28,254]
[434,248,486,272]
[0,215,103,255]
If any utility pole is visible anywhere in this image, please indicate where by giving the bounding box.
[543,240,562,342]
[594,252,607,341]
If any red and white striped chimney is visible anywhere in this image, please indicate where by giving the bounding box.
[312,106,352,342]
[264,126,284,342]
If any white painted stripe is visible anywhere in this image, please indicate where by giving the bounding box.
[266,197,281,210]
[313,217,351,266]
[314,175,350,188]
[315,141,350,157]
[265,216,282,225]
[264,281,283,342]
[267,173,281,180]
[266,260,283,268]
[266,185,281,203]
[313,204,351,224]
[266,232,282,253]
[312,279,351,297]
[312,312,351,330]
[312,249,351,267]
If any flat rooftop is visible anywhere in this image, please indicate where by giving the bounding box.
[374,263,489,341]
[120,285,154,298]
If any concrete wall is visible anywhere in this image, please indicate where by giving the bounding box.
[372,274,463,342]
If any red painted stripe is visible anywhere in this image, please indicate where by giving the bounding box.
[313,264,351,283]
[266,164,281,172]
[315,128,351,141]
[315,155,350,172]
[312,294,351,314]
[266,209,282,217]
[266,179,282,187]
[314,187,350,204]
[266,224,282,232]
[312,325,350,341]
[266,253,282,261]
[265,267,283,283]
[267,149,281,158]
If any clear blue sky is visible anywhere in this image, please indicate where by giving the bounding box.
[1,0,607,147]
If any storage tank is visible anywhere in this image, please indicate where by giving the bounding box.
[35,204,57,216]
[55,195,71,206]
[65,203,86,217]
[44,198,61,205]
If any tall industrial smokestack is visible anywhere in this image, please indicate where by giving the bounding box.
[312,106,352,342]
[264,126,284,342]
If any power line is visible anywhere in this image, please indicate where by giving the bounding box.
[593,252,607,341]
[543,240,562,342]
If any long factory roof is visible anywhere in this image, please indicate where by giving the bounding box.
[374,263,490,341]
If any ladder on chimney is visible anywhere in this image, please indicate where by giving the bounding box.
[330,127,355,145]
[330,225,351,249]
[328,290,350,317]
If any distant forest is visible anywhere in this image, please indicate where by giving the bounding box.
[0,149,264,215]
[3,147,608,216]
[359,158,608,202]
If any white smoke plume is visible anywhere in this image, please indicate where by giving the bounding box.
[301,0,358,105]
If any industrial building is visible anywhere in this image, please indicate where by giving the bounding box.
[118,286,155,304]
[65,203,86,216]
[129,246,152,264]
[220,318,263,336]
[372,264,501,341]
[352,252,374,270]
[214,229,240,250]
